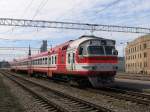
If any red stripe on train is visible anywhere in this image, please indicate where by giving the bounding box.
[76,55,118,63]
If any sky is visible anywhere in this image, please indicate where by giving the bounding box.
[0,0,150,61]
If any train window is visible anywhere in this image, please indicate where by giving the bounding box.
[101,40,106,45]
[52,56,53,64]
[39,59,41,65]
[105,46,115,55]
[79,47,83,55]
[68,53,70,63]
[45,58,47,64]
[55,56,57,64]
[53,56,55,64]
[37,60,38,65]
[38,59,40,65]
[54,56,56,64]
[73,53,75,63]
[43,58,44,64]
[40,58,43,65]
[49,57,51,64]
[88,46,104,55]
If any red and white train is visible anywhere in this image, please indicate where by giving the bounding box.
[10,35,118,87]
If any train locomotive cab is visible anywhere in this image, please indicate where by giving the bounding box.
[76,36,118,87]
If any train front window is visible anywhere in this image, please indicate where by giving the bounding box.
[87,46,104,55]
[105,46,115,55]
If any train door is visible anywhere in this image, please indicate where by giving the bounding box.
[57,49,66,71]
[68,52,75,70]
[72,52,76,70]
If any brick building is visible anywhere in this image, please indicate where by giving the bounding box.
[125,35,150,75]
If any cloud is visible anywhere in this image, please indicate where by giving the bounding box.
[0,0,150,61]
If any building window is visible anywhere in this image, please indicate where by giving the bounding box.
[144,62,147,67]
[143,43,147,49]
[140,53,141,58]
[140,62,142,68]
[135,63,137,68]
[144,52,147,58]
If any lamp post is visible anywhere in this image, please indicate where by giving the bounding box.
[120,42,126,72]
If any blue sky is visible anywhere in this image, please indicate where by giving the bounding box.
[0,0,150,61]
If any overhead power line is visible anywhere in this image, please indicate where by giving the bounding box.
[0,38,51,43]
[0,0,35,34]
[0,47,39,51]
[0,18,150,34]
[32,0,49,19]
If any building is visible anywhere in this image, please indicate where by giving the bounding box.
[125,35,150,75]
[40,40,47,52]
[117,57,125,72]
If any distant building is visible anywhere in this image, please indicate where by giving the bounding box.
[125,35,150,74]
[0,61,10,68]
[117,57,125,72]
[40,40,47,52]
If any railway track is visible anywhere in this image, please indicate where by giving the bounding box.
[116,75,150,81]
[3,70,150,106]
[88,86,150,105]
[0,71,114,112]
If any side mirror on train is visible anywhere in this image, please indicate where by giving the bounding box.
[113,49,118,55]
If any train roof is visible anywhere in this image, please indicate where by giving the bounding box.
[11,35,115,63]
[69,35,114,48]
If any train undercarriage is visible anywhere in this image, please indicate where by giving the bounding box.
[11,69,115,88]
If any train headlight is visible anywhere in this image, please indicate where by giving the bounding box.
[82,66,97,70]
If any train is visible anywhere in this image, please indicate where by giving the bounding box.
[10,35,118,88]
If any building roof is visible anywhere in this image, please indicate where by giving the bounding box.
[127,34,150,47]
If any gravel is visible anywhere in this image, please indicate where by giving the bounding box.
[5,72,150,112]
[0,74,24,112]
[1,74,51,112]
[26,77,150,112]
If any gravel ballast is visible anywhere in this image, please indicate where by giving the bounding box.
[0,74,25,112]
[27,76,150,112]
[3,72,150,112]
[1,73,51,112]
